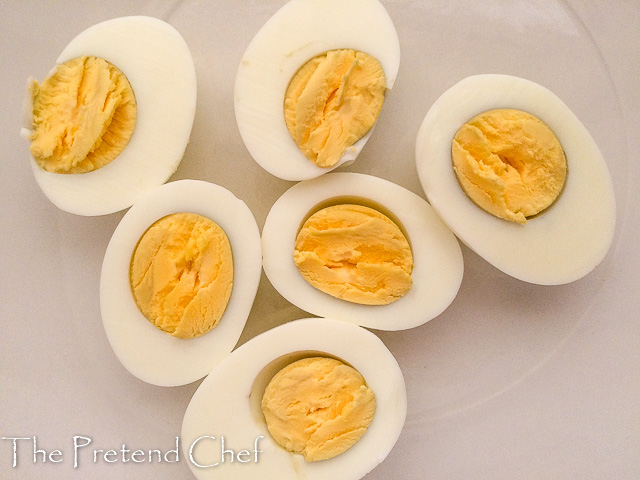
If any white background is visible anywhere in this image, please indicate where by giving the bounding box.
[1,1,638,479]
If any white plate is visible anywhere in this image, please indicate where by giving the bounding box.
[1,2,638,479]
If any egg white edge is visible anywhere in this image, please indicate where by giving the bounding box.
[261,172,464,331]
[415,74,617,285]
[25,16,197,216]
[99,179,262,387]
[234,0,401,182]
[181,317,407,480]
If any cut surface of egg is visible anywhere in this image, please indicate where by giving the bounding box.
[415,74,616,285]
[261,356,377,462]
[181,317,406,480]
[100,180,261,387]
[294,203,414,306]
[21,16,197,216]
[261,173,464,330]
[234,0,400,181]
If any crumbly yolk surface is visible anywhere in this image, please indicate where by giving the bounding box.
[284,49,386,168]
[29,56,137,174]
[129,213,233,339]
[452,108,567,224]
[261,357,376,462]
[294,204,413,305]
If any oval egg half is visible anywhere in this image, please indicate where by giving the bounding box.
[21,16,197,216]
[181,317,406,480]
[261,172,464,330]
[234,0,400,181]
[415,74,616,285]
[100,180,262,386]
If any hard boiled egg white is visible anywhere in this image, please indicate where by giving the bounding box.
[181,317,406,480]
[100,180,261,387]
[21,16,197,216]
[234,0,400,181]
[415,74,616,285]
[261,172,464,330]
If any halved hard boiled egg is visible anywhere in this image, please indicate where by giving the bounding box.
[100,180,261,386]
[415,74,616,285]
[261,173,464,330]
[21,16,197,216]
[181,317,406,480]
[234,0,400,181]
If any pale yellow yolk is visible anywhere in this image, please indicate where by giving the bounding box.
[294,204,413,305]
[284,49,386,168]
[261,357,376,462]
[129,213,233,339]
[452,108,567,224]
[29,56,137,174]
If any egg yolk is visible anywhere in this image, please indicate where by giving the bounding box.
[294,204,413,305]
[284,49,386,168]
[29,56,137,174]
[452,108,567,224]
[129,212,233,339]
[261,357,376,462]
